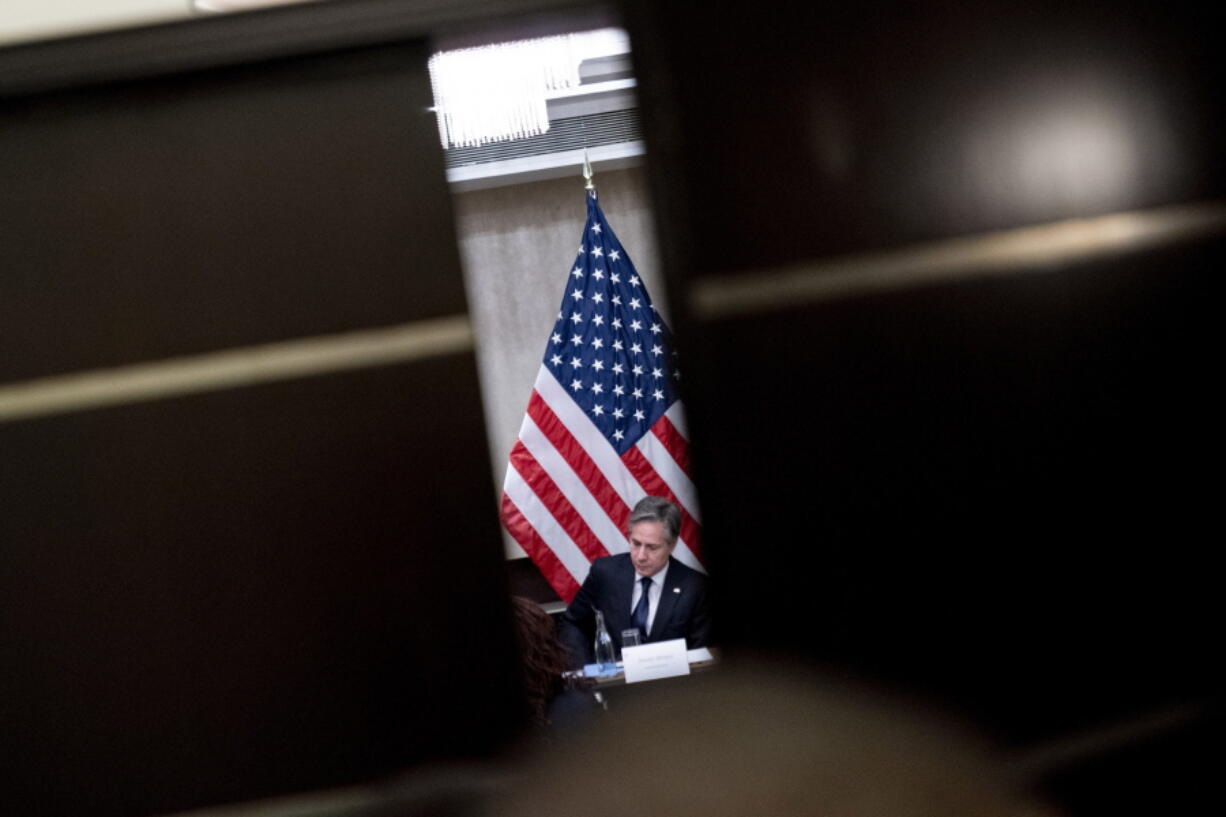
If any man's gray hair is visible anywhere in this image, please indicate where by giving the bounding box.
[627,496,681,545]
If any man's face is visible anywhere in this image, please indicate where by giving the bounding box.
[628,520,674,577]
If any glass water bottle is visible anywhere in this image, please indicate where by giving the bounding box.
[593,609,616,672]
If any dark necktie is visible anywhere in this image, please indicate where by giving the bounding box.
[631,576,652,637]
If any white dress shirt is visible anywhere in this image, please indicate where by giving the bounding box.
[630,563,669,636]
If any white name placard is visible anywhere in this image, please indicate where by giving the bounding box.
[621,638,691,684]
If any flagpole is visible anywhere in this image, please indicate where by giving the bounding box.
[582,149,595,193]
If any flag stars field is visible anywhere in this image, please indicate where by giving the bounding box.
[551,217,681,449]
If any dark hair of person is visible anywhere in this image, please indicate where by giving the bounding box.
[628,495,681,544]
[510,596,591,727]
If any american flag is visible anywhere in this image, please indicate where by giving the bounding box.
[500,190,704,602]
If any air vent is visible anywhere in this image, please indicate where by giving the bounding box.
[445,109,642,169]
[444,69,642,191]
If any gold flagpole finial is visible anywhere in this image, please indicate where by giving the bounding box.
[582,150,595,191]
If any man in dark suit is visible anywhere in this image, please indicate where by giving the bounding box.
[557,496,711,668]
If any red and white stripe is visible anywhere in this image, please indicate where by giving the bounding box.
[501,364,704,602]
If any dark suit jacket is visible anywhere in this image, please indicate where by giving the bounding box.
[557,553,711,668]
